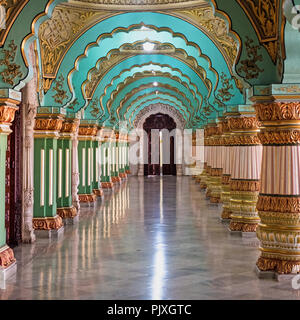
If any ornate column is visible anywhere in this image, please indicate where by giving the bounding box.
[119,133,128,180]
[33,107,64,238]
[71,115,80,211]
[228,105,262,235]
[205,123,218,200]
[0,90,19,277]
[100,128,114,190]
[125,139,131,175]
[254,88,300,277]
[77,121,97,203]
[92,127,104,198]
[220,117,233,221]
[200,126,209,190]
[111,132,122,185]
[210,121,224,204]
[56,115,78,223]
[22,99,36,243]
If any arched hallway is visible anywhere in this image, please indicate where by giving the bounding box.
[1,176,299,300]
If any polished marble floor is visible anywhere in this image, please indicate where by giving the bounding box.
[1,176,300,300]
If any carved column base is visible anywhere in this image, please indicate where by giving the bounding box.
[221,208,232,220]
[257,257,300,275]
[93,188,104,197]
[112,176,122,184]
[101,182,114,189]
[0,246,16,269]
[78,194,97,203]
[33,216,64,239]
[33,215,63,230]
[119,173,127,180]
[57,206,77,219]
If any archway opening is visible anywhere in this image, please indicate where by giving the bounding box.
[143,113,177,177]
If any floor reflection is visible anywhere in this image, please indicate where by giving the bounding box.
[1,177,300,300]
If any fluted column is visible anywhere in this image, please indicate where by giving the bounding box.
[77,122,97,203]
[71,117,80,211]
[0,90,19,276]
[57,116,79,223]
[33,107,64,237]
[119,133,128,180]
[111,131,122,185]
[125,140,131,175]
[92,128,104,198]
[200,127,209,190]
[254,96,300,276]
[210,121,224,204]
[220,118,233,220]
[228,109,262,235]
[205,123,218,200]
[100,128,114,190]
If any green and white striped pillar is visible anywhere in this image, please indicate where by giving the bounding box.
[56,117,78,223]
[92,129,104,198]
[100,128,114,190]
[77,121,98,203]
[33,107,64,236]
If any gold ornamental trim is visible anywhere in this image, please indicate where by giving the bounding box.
[33,215,63,230]
[257,257,300,275]
[0,246,16,269]
[101,182,114,189]
[228,116,261,132]
[78,125,98,136]
[222,175,231,185]
[93,188,104,197]
[61,119,79,134]
[0,104,18,125]
[258,129,300,145]
[255,102,300,122]
[229,221,258,233]
[230,179,260,192]
[34,118,64,131]
[230,134,261,146]
[57,207,77,219]
[79,193,97,202]
[257,195,300,213]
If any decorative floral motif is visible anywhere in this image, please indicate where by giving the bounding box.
[0,40,23,85]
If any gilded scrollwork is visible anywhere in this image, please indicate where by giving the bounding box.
[0,40,22,85]
[216,72,234,103]
[52,75,68,105]
[236,0,280,63]
[237,36,264,80]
